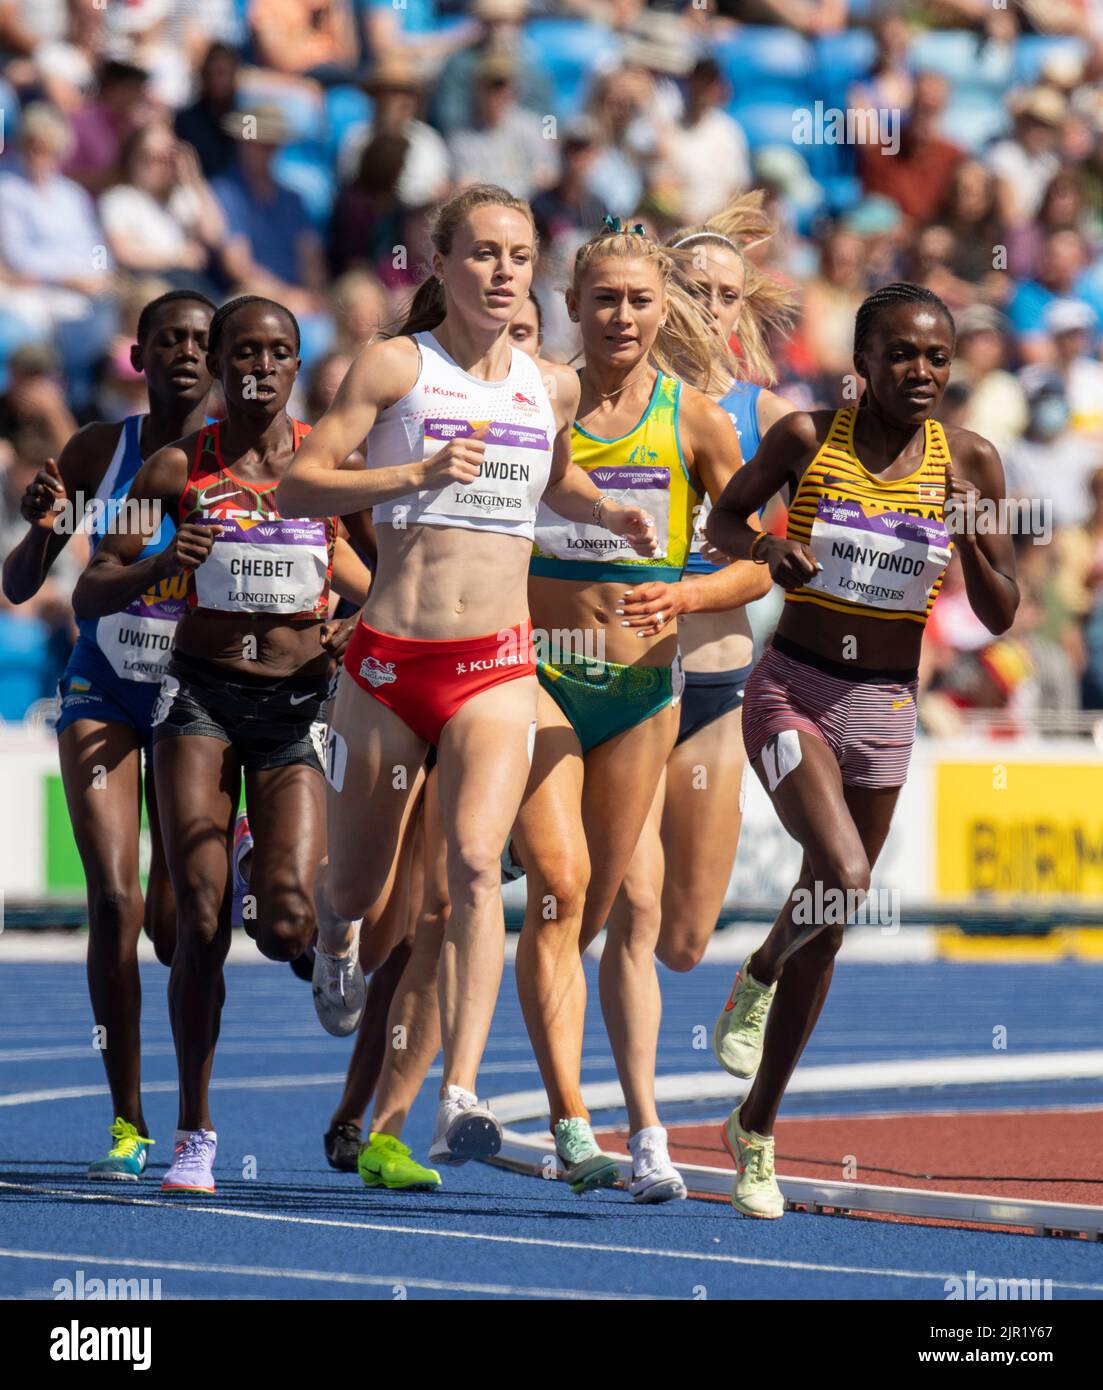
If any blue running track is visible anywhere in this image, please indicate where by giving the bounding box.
[1,955,1101,1300]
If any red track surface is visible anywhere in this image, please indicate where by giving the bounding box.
[597,1108,1103,1213]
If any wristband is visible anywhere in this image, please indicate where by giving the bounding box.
[592,496,608,526]
[749,531,771,564]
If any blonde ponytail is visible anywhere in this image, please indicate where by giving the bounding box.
[666,190,797,387]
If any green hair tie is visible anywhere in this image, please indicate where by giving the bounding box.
[602,214,646,236]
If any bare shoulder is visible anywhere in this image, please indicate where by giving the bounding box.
[58,419,125,481]
[679,383,735,428]
[140,434,195,494]
[344,335,422,409]
[535,358,580,423]
[943,424,1003,474]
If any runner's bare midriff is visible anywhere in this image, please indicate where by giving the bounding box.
[528,574,680,668]
[174,610,332,679]
[775,601,924,670]
[365,524,533,639]
[677,607,754,673]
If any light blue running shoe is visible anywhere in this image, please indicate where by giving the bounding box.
[161,1129,217,1194]
[555,1117,620,1194]
[87,1117,154,1181]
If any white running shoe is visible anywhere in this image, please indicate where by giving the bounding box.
[427,1085,502,1166]
[628,1125,687,1204]
[311,939,366,1037]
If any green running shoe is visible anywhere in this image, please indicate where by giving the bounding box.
[358,1132,441,1191]
[554,1117,621,1194]
[712,955,777,1079]
[87,1118,154,1182]
[721,1107,784,1219]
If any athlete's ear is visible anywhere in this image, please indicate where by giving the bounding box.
[853,349,868,382]
[565,288,579,323]
[205,351,218,380]
[129,342,144,375]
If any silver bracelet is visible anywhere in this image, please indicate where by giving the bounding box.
[592,496,608,525]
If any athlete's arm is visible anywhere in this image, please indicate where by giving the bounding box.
[1,421,118,603]
[705,410,821,589]
[756,387,797,437]
[618,390,769,635]
[72,447,207,619]
[947,431,1019,635]
[538,362,658,555]
[277,337,488,517]
[330,534,372,607]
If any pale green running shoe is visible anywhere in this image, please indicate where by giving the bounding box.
[359,1132,441,1191]
[712,955,777,1079]
[87,1117,154,1181]
[721,1107,784,1219]
[554,1117,620,1194]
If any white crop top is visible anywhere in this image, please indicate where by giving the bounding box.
[368,331,557,541]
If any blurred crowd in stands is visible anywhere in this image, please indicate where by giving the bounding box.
[1,0,1103,734]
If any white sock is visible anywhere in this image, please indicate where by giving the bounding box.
[628,1125,667,1153]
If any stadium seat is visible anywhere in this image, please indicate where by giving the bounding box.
[714,26,815,106]
[820,174,865,219]
[813,29,876,107]
[271,142,336,231]
[523,19,622,121]
[910,29,1013,93]
[324,84,373,159]
[0,313,40,393]
[1013,34,1090,86]
[730,98,840,183]
[941,91,1011,155]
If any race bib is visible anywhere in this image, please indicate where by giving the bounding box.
[97,590,183,682]
[805,497,951,613]
[419,418,550,524]
[534,465,670,564]
[195,515,328,614]
[689,496,712,557]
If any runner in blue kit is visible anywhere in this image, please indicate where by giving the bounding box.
[2,290,216,1180]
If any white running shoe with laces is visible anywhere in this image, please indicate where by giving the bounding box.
[311,938,366,1037]
[427,1085,502,1166]
[628,1125,687,1204]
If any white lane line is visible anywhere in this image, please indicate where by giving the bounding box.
[486,1052,1103,1124]
[0,1059,606,1107]
[2,1181,1099,1291]
[0,1247,662,1301]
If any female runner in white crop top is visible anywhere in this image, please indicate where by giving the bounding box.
[278,184,657,1165]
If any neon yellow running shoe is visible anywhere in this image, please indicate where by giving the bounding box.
[87,1118,154,1182]
[721,1107,784,1219]
[358,1132,441,1191]
[712,955,777,1079]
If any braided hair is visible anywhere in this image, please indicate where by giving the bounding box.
[208,295,301,360]
[853,282,954,408]
[853,282,954,356]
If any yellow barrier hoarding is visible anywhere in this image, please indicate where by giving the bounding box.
[936,761,1103,899]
